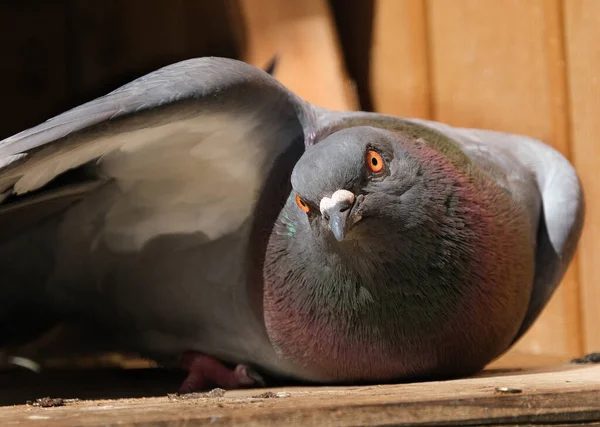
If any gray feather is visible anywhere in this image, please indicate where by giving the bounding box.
[0,57,315,379]
[0,58,583,386]
[402,118,584,339]
[306,111,584,343]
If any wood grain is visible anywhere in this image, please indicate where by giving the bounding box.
[234,0,358,110]
[564,0,600,354]
[370,0,431,118]
[2,364,599,426]
[427,0,582,359]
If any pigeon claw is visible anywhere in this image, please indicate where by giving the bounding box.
[179,351,263,393]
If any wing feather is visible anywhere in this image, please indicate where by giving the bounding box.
[0,57,315,247]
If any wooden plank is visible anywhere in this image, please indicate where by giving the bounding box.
[233,0,358,110]
[1,364,599,426]
[369,0,431,118]
[564,0,600,354]
[0,2,69,139]
[427,0,582,359]
[0,353,567,406]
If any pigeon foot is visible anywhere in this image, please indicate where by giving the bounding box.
[179,351,263,393]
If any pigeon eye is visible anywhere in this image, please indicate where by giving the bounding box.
[295,194,310,213]
[366,150,384,173]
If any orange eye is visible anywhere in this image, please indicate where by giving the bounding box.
[366,150,384,173]
[295,194,310,213]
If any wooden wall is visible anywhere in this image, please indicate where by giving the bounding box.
[0,0,596,363]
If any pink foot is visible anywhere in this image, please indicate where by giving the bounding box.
[179,351,262,393]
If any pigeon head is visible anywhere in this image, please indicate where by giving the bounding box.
[261,125,533,384]
[288,126,421,245]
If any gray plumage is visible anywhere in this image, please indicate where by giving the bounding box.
[0,57,583,386]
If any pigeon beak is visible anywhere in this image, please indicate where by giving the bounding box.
[320,189,356,242]
[329,211,349,242]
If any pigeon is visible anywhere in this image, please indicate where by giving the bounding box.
[0,57,584,391]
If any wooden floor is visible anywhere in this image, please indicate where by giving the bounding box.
[1,357,599,426]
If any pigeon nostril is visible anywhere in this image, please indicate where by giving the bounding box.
[323,212,330,221]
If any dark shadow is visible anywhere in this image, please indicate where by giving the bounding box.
[0,367,186,406]
[329,0,375,111]
[0,1,241,139]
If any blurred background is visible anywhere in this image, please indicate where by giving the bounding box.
[0,0,597,368]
